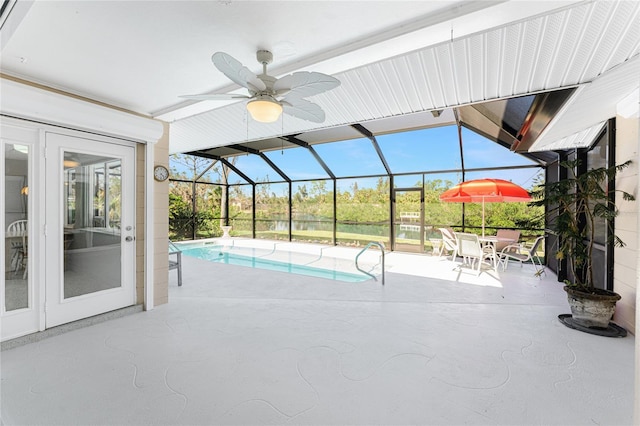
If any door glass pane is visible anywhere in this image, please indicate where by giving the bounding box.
[393,189,423,252]
[64,152,122,299]
[4,143,29,311]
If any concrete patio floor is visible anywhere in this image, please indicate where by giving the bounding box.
[0,244,635,425]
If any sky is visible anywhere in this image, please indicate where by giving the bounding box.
[171,124,543,190]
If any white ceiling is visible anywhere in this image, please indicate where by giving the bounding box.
[1,0,504,116]
[1,1,638,154]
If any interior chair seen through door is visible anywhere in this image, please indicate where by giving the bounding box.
[7,220,27,277]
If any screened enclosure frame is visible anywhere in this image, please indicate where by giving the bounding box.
[172,118,547,251]
[166,89,625,293]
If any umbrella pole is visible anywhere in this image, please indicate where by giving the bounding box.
[482,198,485,237]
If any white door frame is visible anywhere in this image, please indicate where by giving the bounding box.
[44,131,137,328]
[1,81,162,342]
[0,123,40,340]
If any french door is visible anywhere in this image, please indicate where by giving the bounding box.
[2,124,39,340]
[44,132,136,327]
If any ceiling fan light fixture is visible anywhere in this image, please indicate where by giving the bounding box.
[246,95,283,123]
[184,51,339,123]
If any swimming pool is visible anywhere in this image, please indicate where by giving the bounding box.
[178,240,374,282]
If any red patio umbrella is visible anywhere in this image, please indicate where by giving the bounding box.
[439,178,531,236]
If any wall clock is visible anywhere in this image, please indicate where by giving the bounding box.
[154,165,169,182]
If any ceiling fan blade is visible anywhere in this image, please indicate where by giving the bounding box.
[282,98,326,123]
[212,52,267,92]
[274,72,340,98]
[180,94,250,101]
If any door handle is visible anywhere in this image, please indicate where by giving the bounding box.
[125,236,134,242]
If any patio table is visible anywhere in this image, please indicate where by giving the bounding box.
[478,236,517,270]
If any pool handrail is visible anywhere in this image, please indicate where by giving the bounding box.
[355,241,386,285]
[168,240,183,287]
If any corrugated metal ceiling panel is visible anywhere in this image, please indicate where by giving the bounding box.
[170,1,640,154]
[363,109,456,135]
[297,126,362,145]
[533,122,606,152]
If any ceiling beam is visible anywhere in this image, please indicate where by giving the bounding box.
[351,123,392,176]
[194,159,217,181]
[187,150,255,185]
[280,135,336,180]
[228,144,291,183]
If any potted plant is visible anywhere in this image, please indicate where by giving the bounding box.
[530,159,634,329]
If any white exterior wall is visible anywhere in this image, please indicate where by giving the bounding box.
[613,89,639,425]
[614,113,638,335]
[0,77,167,328]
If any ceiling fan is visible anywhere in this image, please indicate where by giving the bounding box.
[182,50,340,123]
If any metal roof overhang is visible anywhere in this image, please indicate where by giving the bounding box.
[187,93,563,167]
[173,1,640,159]
[187,108,457,158]
[457,89,576,165]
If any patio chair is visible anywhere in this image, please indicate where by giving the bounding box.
[437,228,458,260]
[454,232,496,275]
[168,240,183,286]
[495,229,520,253]
[498,235,545,276]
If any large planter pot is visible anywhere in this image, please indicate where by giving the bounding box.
[564,286,621,329]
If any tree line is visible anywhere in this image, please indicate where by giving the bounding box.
[168,153,544,241]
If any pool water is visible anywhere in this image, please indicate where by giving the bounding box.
[181,244,370,282]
